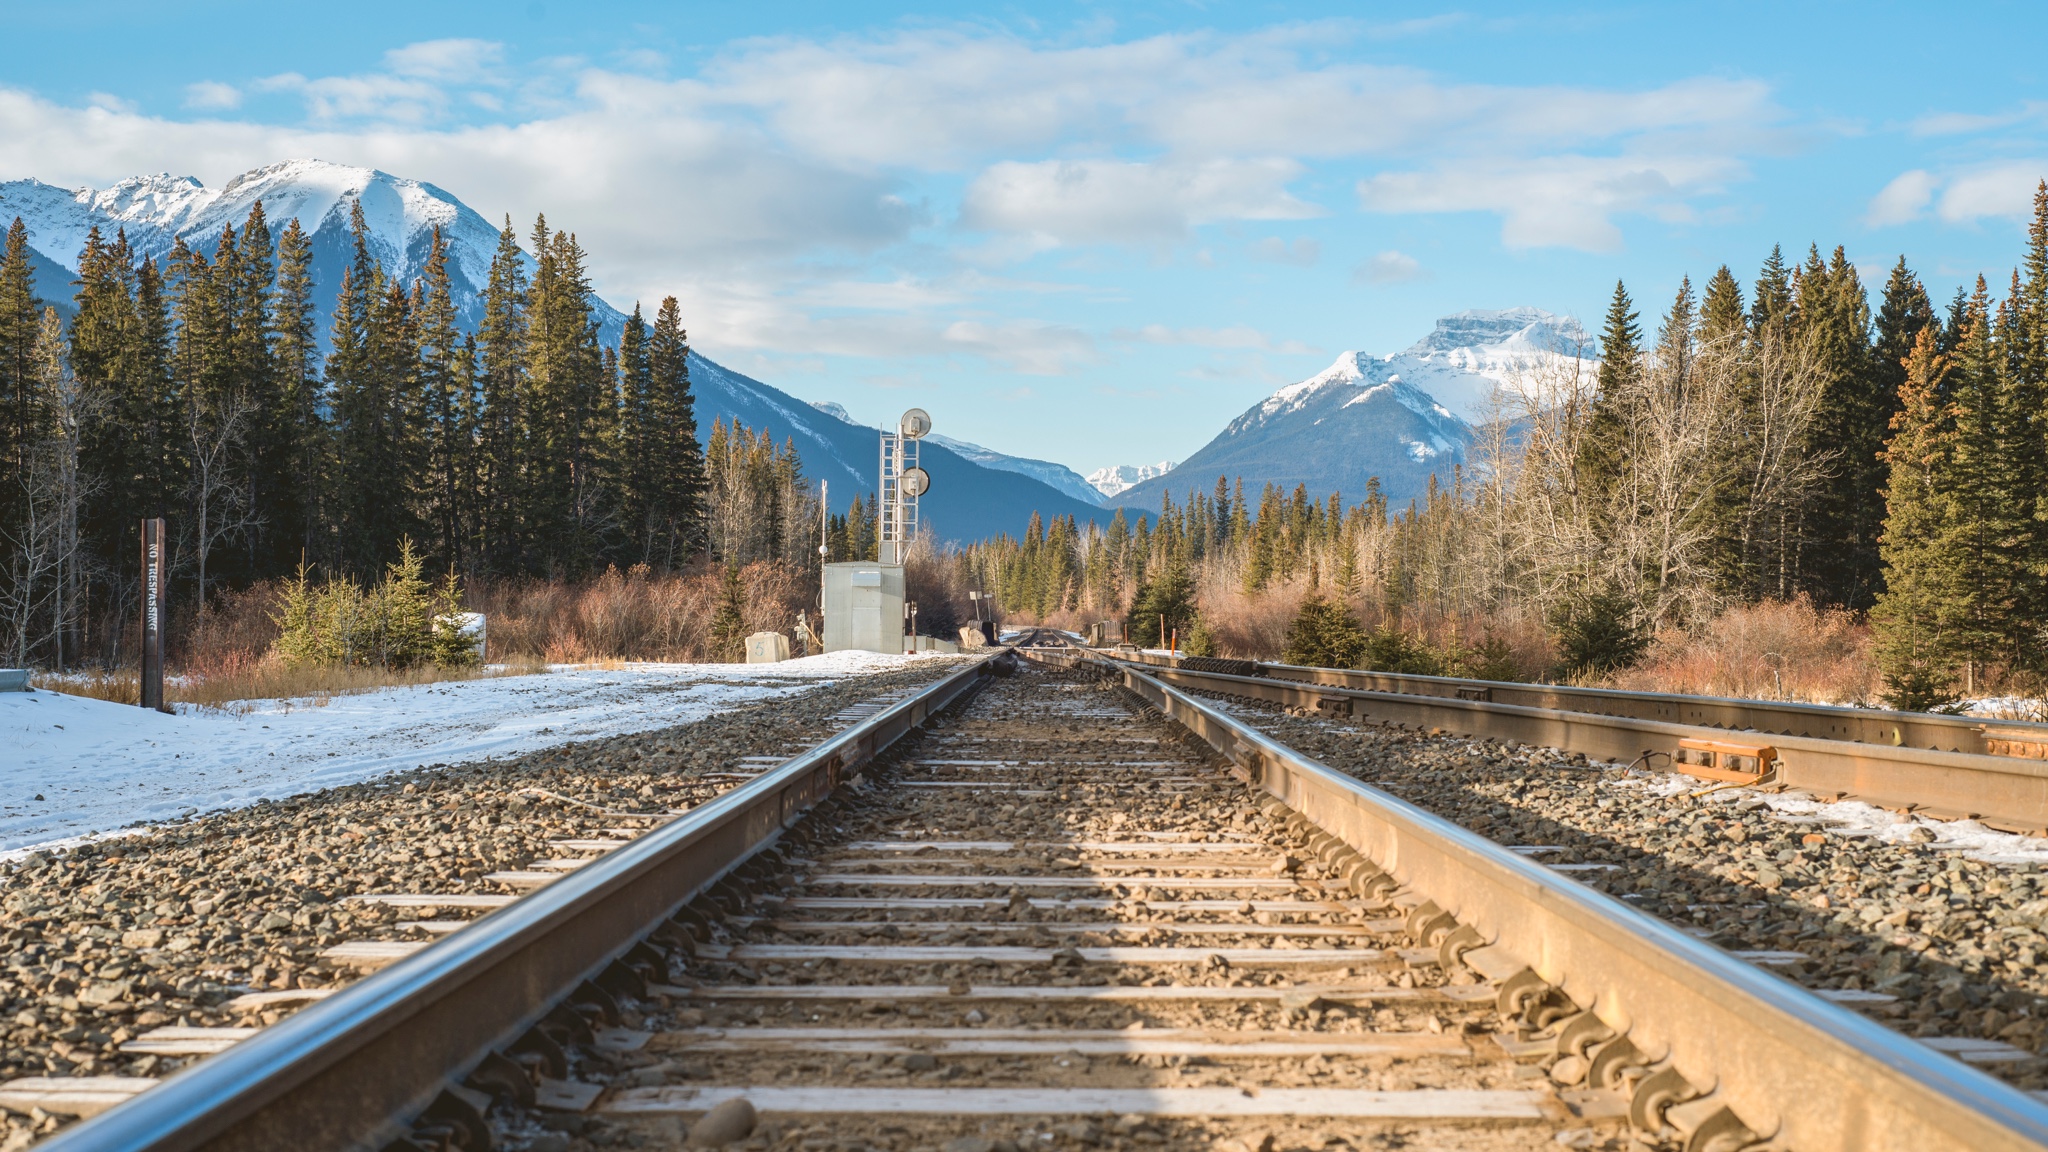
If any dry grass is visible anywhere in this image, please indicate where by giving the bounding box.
[1198,579,1306,660]
[1602,596,1878,705]
[472,562,810,662]
[33,561,823,711]
[35,659,525,713]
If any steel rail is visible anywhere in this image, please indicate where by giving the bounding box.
[36,653,1003,1152]
[1026,645,2048,1152]
[1121,650,2048,758]
[1119,658,2048,833]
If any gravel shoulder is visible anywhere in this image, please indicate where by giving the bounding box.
[1201,692,2048,1093]
[0,660,965,1148]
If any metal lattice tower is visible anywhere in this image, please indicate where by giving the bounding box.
[878,409,930,565]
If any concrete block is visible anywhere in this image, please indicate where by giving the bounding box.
[0,670,29,692]
[746,632,791,663]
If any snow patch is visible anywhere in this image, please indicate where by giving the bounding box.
[0,653,936,853]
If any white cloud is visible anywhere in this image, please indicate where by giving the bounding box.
[1358,153,1744,251]
[0,24,1801,368]
[1250,236,1319,266]
[1866,169,1937,227]
[255,71,452,124]
[1356,250,1425,283]
[1910,101,2048,137]
[1112,324,1309,353]
[384,39,505,84]
[1935,162,2048,223]
[183,82,241,111]
[960,158,1319,245]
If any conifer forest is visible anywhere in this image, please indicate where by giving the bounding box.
[0,200,831,670]
[950,186,2048,710]
[9,187,2048,709]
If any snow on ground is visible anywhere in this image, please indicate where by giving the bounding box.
[0,652,935,852]
[1608,763,2048,866]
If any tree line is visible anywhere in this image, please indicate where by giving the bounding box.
[0,200,716,668]
[962,189,2048,706]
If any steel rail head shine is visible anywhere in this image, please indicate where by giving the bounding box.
[1023,646,2048,1152]
[36,653,1003,1152]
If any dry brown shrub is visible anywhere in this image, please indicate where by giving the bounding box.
[469,562,812,663]
[1604,596,1876,705]
[1198,577,1306,659]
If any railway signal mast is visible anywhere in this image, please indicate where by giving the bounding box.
[823,409,934,654]
[878,408,930,565]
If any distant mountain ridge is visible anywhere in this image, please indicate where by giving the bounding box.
[1113,309,1587,512]
[0,159,1107,542]
[1087,461,1176,501]
[0,160,630,346]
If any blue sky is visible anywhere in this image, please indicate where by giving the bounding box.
[5,2,2048,476]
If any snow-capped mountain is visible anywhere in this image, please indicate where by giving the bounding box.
[1086,461,1176,501]
[1111,309,1586,512]
[1379,307,1589,423]
[0,159,1113,542]
[925,433,1102,506]
[0,159,628,345]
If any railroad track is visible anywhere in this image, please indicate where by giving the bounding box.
[1118,652,2048,757]
[15,647,2048,1151]
[1119,651,2048,833]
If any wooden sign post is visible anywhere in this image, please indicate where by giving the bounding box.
[140,518,166,712]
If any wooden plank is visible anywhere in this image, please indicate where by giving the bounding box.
[805,875,1303,891]
[530,858,596,871]
[603,1086,1546,1120]
[322,941,428,969]
[663,1024,1466,1057]
[0,1077,156,1119]
[222,989,336,1013]
[756,920,1387,939]
[1814,989,1897,1004]
[484,871,564,888]
[1732,950,1808,966]
[121,1026,260,1055]
[840,841,1269,854]
[397,920,471,935]
[1923,1037,2036,1064]
[819,859,1279,874]
[651,983,1445,1004]
[345,894,517,908]
[779,898,1356,914]
[694,943,1377,965]
[537,1078,605,1112]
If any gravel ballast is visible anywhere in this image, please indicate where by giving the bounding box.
[0,661,964,1147]
[1202,692,2048,1092]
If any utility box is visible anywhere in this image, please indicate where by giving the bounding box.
[745,631,791,663]
[822,562,906,654]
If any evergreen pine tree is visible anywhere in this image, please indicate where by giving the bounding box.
[615,303,659,562]
[1,219,44,492]
[1871,328,1972,708]
[416,228,470,570]
[1792,245,1886,607]
[269,218,323,566]
[1699,266,1746,346]
[648,296,706,566]
[475,214,529,574]
[1749,245,1793,336]
[1577,281,1642,506]
[1281,562,1368,668]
